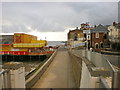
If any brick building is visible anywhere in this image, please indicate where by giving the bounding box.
[83,24,110,50]
[91,24,110,50]
[67,27,85,48]
[68,24,110,50]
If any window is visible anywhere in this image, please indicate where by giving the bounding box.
[84,34,86,38]
[78,33,80,37]
[104,34,107,39]
[95,43,99,49]
[87,35,90,40]
[96,33,99,38]
[100,43,104,48]
[88,36,89,39]
[74,33,78,41]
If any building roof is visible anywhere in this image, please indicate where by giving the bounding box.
[68,28,83,34]
[104,25,110,28]
[91,24,109,33]
[108,23,120,29]
[115,23,120,29]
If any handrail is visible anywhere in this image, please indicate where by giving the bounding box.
[99,76,110,89]
[106,60,119,89]
[106,60,118,73]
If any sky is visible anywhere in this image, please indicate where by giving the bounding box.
[1,0,119,41]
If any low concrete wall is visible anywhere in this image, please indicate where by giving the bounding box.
[68,51,82,88]
[25,50,58,88]
[73,49,111,69]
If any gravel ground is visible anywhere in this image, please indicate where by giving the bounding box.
[2,54,52,75]
[2,61,41,75]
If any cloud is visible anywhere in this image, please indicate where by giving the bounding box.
[1,0,120,2]
[1,2,118,41]
[118,1,120,22]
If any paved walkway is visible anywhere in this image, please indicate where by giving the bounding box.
[33,47,76,88]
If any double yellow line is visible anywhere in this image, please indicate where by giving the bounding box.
[112,65,120,72]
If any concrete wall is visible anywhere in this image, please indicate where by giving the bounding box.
[69,49,111,88]
[2,62,25,88]
[77,50,111,69]
[69,50,100,88]
[10,67,25,88]
[25,49,58,88]
[69,52,82,87]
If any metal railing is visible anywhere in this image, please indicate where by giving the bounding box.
[0,69,11,89]
[106,59,119,89]
[99,76,110,89]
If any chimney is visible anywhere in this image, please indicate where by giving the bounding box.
[113,22,117,26]
[76,27,78,29]
[94,25,97,28]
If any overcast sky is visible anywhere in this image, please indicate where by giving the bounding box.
[1,1,119,41]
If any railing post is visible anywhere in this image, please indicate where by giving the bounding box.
[106,60,119,90]
[119,72,120,90]
[112,71,119,89]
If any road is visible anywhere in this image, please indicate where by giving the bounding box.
[103,55,120,67]
[72,49,120,68]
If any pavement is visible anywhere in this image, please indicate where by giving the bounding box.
[32,47,77,88]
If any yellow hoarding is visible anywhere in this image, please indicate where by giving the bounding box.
[13,43,46,48]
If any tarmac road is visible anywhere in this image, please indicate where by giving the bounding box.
[103,54,120,68]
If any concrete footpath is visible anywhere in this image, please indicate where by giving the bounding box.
[33,47,76,88]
